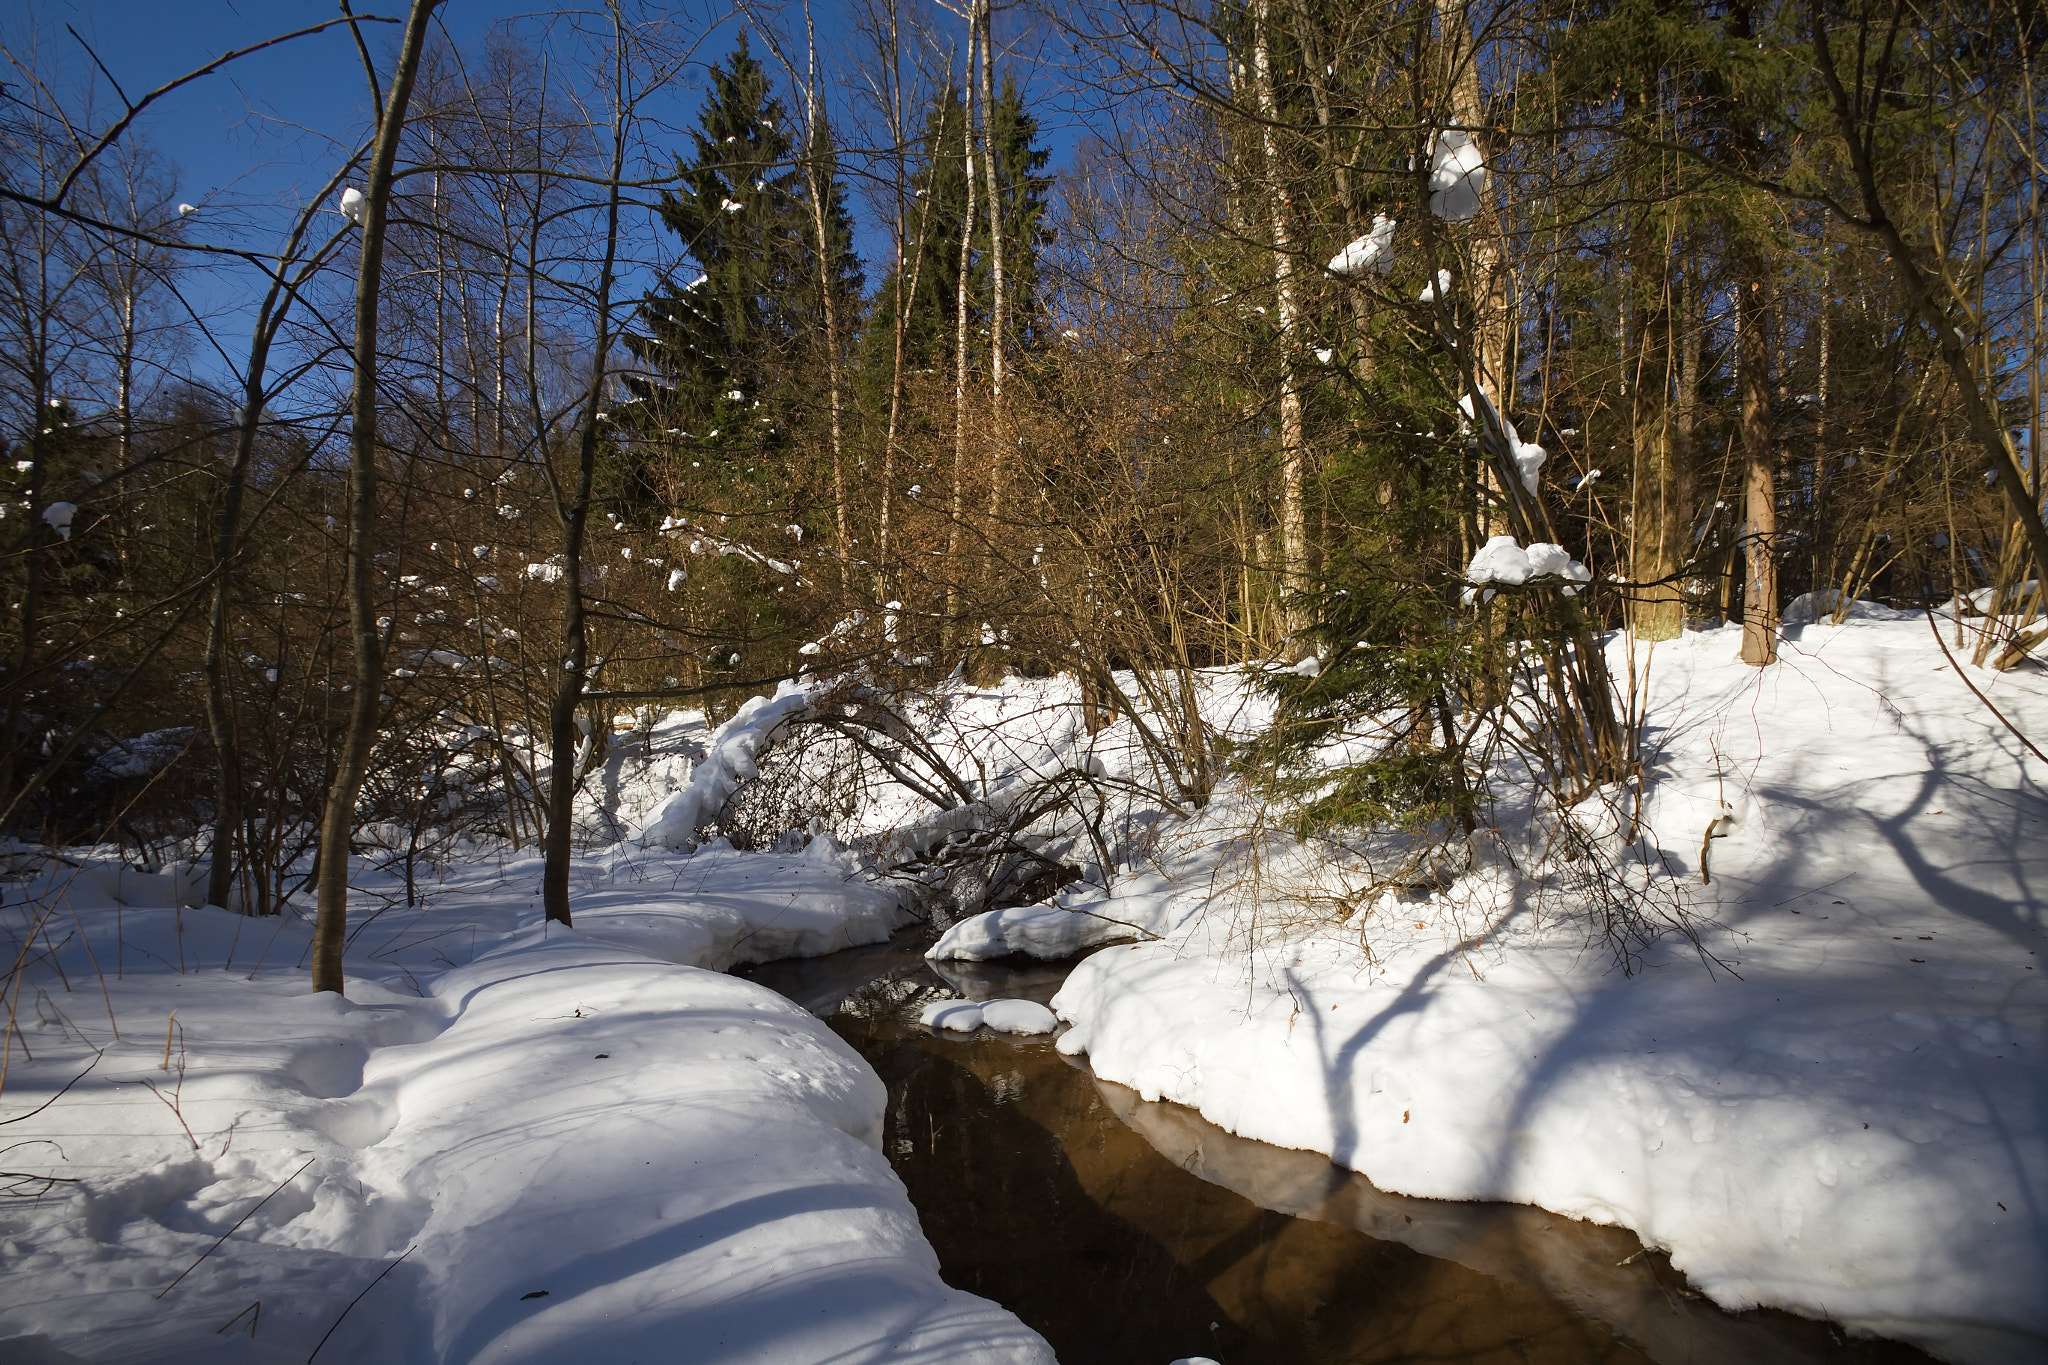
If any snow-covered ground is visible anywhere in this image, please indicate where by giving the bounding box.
[1027,614,2047,1364]
[0,832,1052,1363]
[7,612,2044,1364]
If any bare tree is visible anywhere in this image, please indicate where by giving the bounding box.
[312,0,443,995]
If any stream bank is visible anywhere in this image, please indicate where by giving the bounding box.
[737,931,1936,1365]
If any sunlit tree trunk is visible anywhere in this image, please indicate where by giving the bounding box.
[1249,0,1307,643]
[946,44,980,635]
[312,0,440,994]
[976,1,1011,526]
[1738,271,1778,666]
[801,6,852,594]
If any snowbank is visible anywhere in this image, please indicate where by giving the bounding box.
[1050,617,2048,1364]
[916,997,1057,1035]
[0,843,1049,1364]
[635,680,823,851]
[927,873,1193,961]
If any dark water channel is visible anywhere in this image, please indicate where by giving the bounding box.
[737,932,1935,1365]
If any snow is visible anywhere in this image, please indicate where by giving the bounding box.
[920,1000,985,1031]
[1946,581,2040,617]
[1417,268,1452,303]
[1783,589,1917,624]
[1326,213,1396,277]
[339,187,366,225]
[1427,128,1488,220]
[977,999,1058,1035]
[928,872,1199,963]
[12,611,2047,1361]
[915,999,1057,1036]
[1048,616,2048,1363]
[0,841,1051,1364]
[1463,535,1589,589]
[40,501,75,540]
[636,680,827,852]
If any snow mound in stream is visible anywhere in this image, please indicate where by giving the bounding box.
[921,1000,984,1031]
[918,998,1057,1035]
[979,999,1058,1035]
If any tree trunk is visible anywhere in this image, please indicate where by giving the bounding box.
[1738,273,1778,666]
[1250,0,1308,644]
[945,57,979,636]
[1439,0,1511,535]
[1675,271,1702,618]
[541,13,634,930]
[1630,263,1683,642]
[876,0,909,592]
[802,7,852,594]
[977,2,1011,525]
[1808,11,2048,588]
[311,0,440,995]
[205,180,352,913]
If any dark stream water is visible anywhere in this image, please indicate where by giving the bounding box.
[737,931,1935,1365]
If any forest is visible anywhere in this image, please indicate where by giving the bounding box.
[2,2,2046,1361]
[2,0,2041,952]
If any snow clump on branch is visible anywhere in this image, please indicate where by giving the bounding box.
[1427,128,1488,220]
[338,187,366,225]
[1460,536,1591,604]
[1327,213,1397,277]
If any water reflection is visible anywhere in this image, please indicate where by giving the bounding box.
[739,943,1932,1365]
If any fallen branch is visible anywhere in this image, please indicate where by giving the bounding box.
[307,1244,414,1362]
[157,1157,315,1299]
[1925,607,2048,769]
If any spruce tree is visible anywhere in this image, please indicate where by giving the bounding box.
[863,78,1052,378]
[616,34,858,522]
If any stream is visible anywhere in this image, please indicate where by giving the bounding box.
[737,930,1934,1365]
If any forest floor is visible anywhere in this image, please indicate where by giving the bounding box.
[1,611,2043,1364]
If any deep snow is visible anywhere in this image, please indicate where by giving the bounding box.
[5,612,2044,1364]
[0,834,1052,1364]
[1034,615,2047,1364]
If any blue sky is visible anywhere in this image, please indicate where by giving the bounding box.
[7,1,1085,394]
[15,1,1077,266]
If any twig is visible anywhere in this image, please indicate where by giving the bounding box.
[156,1157,315,1298]
[139,1078,200,1152]
[215,1301,261,1338]
[307,1244,414,1362]
[2,1139,79,1197]
[2,1169,81,1195]
[0,1052,99,1126]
